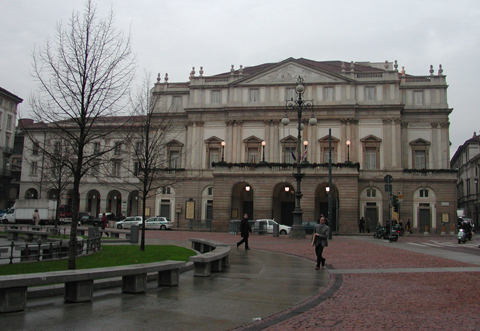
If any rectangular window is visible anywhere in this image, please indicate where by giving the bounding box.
[8,102,14,110]
[324,87,334,101]
[133,161,140,176]
[6,115,12,130]
[114,142,122,155]
[211,90,221,104]
[91,160,100,176]
[172,96,182,111]
[54,142,62,155]
[112,161,121,176]
[135,141,143,154]
[93,142,100,154]
[414,150,426,169]
[162,186,171,194]
[31,162,38,176]
[420,189,429,198]
[466,179,471,196]
[247,147,258,163]
[32,143,39,156]
[365,86,376,101]
[286,88,296,101]
[367,189,376,198]
[209,148,220,168]
[365,147,377,170]
[169,150,180,168]
[414,91,424,105]
[323,148,336,163]
[5,135,10,149]
[249,89,259,103]
[207,187,213,195]
[284,146,296,163]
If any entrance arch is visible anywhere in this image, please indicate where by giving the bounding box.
[86,190,101,216]
[25,188,38,199]
[315,183,338,233]
[272,182,295,226]
[231,182,254,220]
[127,191,139,217]
[107,190,122,218]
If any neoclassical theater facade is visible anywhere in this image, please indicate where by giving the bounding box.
[19,58,457,233]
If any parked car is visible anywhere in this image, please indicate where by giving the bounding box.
[141,217,173,230]
[255,219,291,235]
[116,216,143,229]
[302,221,317,234]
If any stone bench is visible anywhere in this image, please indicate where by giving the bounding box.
[189,239,230,277]
[5,229,49,242]
[0,260,185,313]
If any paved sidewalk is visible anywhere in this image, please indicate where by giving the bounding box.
[1,230,480,330]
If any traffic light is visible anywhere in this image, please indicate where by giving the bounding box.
[392,195,399,213]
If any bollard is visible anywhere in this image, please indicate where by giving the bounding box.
[424,225,429,236]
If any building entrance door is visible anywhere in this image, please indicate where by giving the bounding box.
[365,207,378,233]
[419,208,431,232]
[281,202,295,226]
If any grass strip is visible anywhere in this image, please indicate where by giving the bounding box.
[0,245,195,276]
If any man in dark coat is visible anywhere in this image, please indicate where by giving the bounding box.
[312,217,329,270]
[237,213,252,250]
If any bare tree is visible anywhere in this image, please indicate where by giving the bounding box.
[28,0,136,269]
[123,74,189,251]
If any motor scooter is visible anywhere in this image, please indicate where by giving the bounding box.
[388,224,401,242]
[458,229,467,244]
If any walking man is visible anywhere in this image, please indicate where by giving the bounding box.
[237,213,252,250]
[312,217,329,270]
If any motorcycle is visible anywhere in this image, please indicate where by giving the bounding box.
[373,224,400,242]
[458,229,467,244]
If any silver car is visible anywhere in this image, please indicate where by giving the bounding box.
[142,217,173,230]
[116,216,142,229]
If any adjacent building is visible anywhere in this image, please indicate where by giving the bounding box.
[0,87,22,209]
[19,58,457,233]
[451,133,480,228]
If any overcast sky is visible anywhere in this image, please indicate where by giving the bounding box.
[1,0,479,159]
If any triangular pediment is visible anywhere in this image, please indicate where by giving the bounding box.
[360,135,382,143]
[233,59,353,86]
[409,138,431,146]
[280,135,298,143]
[243,135,263,143]
[166,139,184,147]
[204,136,223,144]
[318,135,340,143]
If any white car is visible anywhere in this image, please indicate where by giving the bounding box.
[116,216,143,229]
[142,217,173,230]
[255,219,291,235]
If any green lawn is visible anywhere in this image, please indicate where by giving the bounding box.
[0,245,195,276]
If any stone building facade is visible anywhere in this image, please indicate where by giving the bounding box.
[451,133,480,228]
[19,58,457,233]
[0,87,22,209]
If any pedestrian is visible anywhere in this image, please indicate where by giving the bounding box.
[406,219,412,235]
[100,213,109,237]
[32,209,40,226]
[359,217,365,233]
[237,213,252,250]
[312,217,329,270]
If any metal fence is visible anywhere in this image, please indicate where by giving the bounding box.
[188,219,212,230]
[0,235,102,265]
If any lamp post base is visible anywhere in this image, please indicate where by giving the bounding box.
[289,224,306,239]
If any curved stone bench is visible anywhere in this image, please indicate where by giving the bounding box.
[0,260,185,313]
[189,238,230,277]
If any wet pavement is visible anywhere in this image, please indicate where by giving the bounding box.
[0,234,329,331]
[1,229,480,330]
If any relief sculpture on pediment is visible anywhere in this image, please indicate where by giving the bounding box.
[252,64,334,84]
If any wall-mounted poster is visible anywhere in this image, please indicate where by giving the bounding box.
[185,200,195,220]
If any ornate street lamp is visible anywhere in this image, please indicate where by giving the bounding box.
[346,140,351,162]
[261,141,266,162]
[221,141,226,162]
[282,76,317,239]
